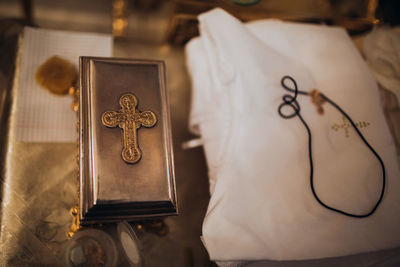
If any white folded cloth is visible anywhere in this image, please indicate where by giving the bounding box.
[185,8,400,261]
[363,26,400,102]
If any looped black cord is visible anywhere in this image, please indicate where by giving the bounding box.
[278,75,385,218]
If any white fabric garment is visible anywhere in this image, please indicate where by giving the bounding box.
[185,8,400,261]
[363,26,400,102]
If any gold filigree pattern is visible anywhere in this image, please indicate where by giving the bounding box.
[102,93,157,164]
[68,206,81,238]
[331,116,370,137]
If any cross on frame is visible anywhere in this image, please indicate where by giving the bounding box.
[101,93,157,164]
[331,116,370,138]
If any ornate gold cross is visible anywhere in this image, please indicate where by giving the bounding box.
[331,116,370,138]
[101,93,157,164]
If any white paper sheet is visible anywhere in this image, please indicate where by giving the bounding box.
[15,27,113,142]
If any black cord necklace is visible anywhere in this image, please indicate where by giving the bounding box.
[277,75,385,218]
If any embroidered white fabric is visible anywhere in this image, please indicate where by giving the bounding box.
[185,8,400,261]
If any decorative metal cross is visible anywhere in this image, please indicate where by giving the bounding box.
[101,93,157,164]
[331,116,370,138]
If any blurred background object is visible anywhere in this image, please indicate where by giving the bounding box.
[1,0,399,45]
[166,0,387,44]
[112,0,129,37]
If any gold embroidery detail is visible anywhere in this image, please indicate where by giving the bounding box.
[102,93,157,164]
[331,116,370,138]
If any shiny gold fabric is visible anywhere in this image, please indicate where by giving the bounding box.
[0,28,78,265]
[0,142,78,265]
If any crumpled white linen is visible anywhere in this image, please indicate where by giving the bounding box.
[185,8,400,261]
[363,26,400,102]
